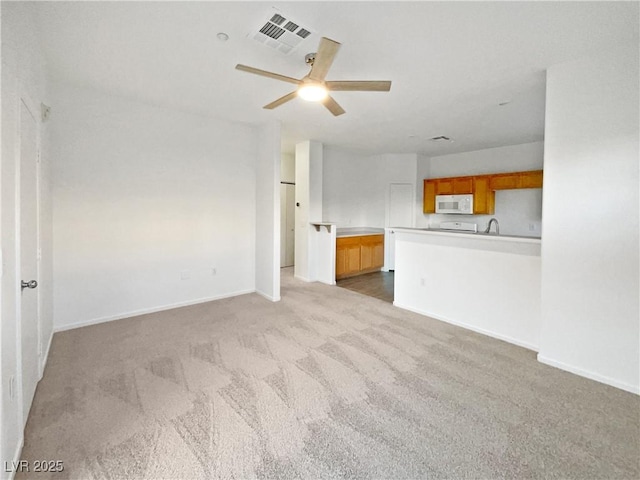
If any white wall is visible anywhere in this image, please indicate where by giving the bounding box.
[1,2,53,475]
[255,121,281,301]
[538,48,639,394]
[417,142,544,236]
[51,83,258,330]
[280,153,295,184]
[294,141,322,282]
[323,149,418,228]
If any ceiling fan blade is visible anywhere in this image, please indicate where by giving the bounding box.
[308,37,341,82]
[235,64,301,85]
[326,80,392,92]
[263,91,298,110]
[322,95,346,116]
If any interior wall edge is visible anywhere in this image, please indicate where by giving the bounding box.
[52,289,256,333]
[255,290,281,303]
[393,302,539,353]
[40,330,54,378]
[537,355,640,395]
[8,435,24,480]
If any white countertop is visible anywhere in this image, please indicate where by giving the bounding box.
[392,227,541,244]
[336,227,385,238]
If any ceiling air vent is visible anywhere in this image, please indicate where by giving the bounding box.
[259,22,285,40]
[249,8,315,55]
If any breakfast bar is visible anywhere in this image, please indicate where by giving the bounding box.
[392,228,542,351]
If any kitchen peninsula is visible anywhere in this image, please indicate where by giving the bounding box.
[392,228,541,351]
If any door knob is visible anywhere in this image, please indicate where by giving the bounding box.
[21,280,38,290]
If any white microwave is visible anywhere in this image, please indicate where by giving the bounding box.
[435,194,474,214]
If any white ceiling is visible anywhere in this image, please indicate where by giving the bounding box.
[32,1,637,156]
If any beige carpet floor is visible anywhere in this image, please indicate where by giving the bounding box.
[19,268,639,479]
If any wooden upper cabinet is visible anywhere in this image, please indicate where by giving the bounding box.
[452,176,473,194]
[423,179,437,213]
[490,170,543,190]
[422,170,542,215]
[435,178,454,195]
[490,173,520,190]
[473,176,495,214]
[520,170,543,188]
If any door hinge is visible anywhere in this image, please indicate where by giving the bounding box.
[37,248,42,261]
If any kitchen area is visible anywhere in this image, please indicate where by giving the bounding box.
[290,142,543,301]
[330,165,544,349]
[287,141,544,346]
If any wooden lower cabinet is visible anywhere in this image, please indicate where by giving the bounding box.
[336,234,384,280]
[360,235,384,270]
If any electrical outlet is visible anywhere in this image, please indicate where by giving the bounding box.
[529,223,535,231]
[211,268,217,276]
[420,277,425,286]
[180,270,191,280]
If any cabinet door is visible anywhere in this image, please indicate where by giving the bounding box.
[473,176,495,214]
[336,237,361,279]
[423,180,437,213]
[372,240,384,268]
[520,170,543,188]
[490,173,521,190]
[336,244,347,278]
[436,178,454,194]
[360,242,373,270]
[452,176,473,194]
[360,235,384,271]
[345,244,361,274]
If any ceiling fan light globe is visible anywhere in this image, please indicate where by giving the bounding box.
[298,84,328,102]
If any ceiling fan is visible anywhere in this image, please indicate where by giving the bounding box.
[235,37,392,116]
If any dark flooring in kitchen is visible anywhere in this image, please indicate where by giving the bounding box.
[336,270,395,303]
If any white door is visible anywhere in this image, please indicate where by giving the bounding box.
[19,96,40,427]
[280,183,295,267]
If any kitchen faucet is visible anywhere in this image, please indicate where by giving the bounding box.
[484,218,500,235]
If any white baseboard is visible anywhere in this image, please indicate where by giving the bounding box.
[393,301,539,352]
[6,436,24,480]
[40,330,54,378]
[53,289,255,333]
[256,290,281,302]
[537,354,640,395]
[294,274,312,282]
